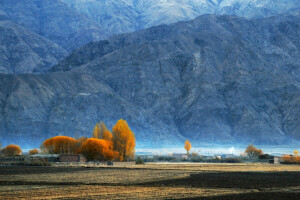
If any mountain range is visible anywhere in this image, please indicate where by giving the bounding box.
[1,0,300,73]
[0,12,299,148]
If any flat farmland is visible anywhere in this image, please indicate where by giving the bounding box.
[1,163,300,199]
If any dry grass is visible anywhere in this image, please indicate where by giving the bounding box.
[1,163,300,199]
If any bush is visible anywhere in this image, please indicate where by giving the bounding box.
[28,148,39,155]
[259,154,273,160]
[16,159,51,166]
[135,157,144,165]
[221,158,242,163]
[191,156,204,162]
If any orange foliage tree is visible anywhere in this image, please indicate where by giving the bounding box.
[282,152,300,164]
[184,140,191,157]
[112,119,135,161]
[79,138,118,161]
[43,136,78,154]
[92,123,101,139]
[28,148,39,155]
[245,144,263,158]
[92,122,113,141]
[2,144,22,156]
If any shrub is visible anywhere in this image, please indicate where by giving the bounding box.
[245,144,263,158]
[136,157,144,165]
[17,159,51,166]
[259,154,273,160]
[28,148,39,155]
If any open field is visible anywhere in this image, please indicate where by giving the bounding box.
[1,163,300,199]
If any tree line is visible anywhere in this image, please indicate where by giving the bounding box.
[41,119,135,161]
[0,119,135,162]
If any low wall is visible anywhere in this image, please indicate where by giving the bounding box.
[112,161,136,166]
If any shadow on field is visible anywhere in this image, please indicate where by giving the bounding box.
[168,192,300,200]
[139,172,300,189]
[0,166,104,175]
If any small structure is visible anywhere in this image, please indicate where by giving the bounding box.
[272,156,284,164]
[59,154,86,163]
[172,153,188,159]
[220,154,235,158]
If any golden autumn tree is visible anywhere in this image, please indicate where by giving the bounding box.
[2,144,22,156]
[92,122,113,141]
[92,123,101,139]
[28,148,39,155]
[43,136,78,154]
[184,140,191,157]
[294,150,299,156]
[245,144,263,158]
[75,137,88,153]
[112,119,136,161]
[79,138,118,161]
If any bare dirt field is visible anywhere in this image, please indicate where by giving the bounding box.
[0,163,300,199]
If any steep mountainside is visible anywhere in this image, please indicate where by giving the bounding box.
[61,0,300,33]
[0,0,108,51]
[1,0,299,74]
[0,20,67,73]
[1,14,299,148]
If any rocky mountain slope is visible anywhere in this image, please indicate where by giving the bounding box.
[61,0,300,33]
[1,0,299,74]
[0,0,108,51]
[0,20,67,74]
[1,14,299,148]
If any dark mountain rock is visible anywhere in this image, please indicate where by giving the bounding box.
[0,20,67,73]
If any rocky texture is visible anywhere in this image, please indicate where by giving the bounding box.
[1,14,300,148]
[0,20,67,74]
[61,0,300,33]
[1,0,300,74]
[0,0,107,52]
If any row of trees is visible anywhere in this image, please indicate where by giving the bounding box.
[41,119,136,161]
[282,150,300,164]
[183,143,265,159]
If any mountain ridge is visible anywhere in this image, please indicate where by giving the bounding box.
[1,13,299,148]
[1,0,300,74]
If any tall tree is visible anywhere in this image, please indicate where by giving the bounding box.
[99,122,113,141]
[92,122,113,141]
[184,140,191,157]
[112,119,135,161]
[92,123,101,139]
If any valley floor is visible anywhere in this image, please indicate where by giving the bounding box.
[0,163,300,199]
